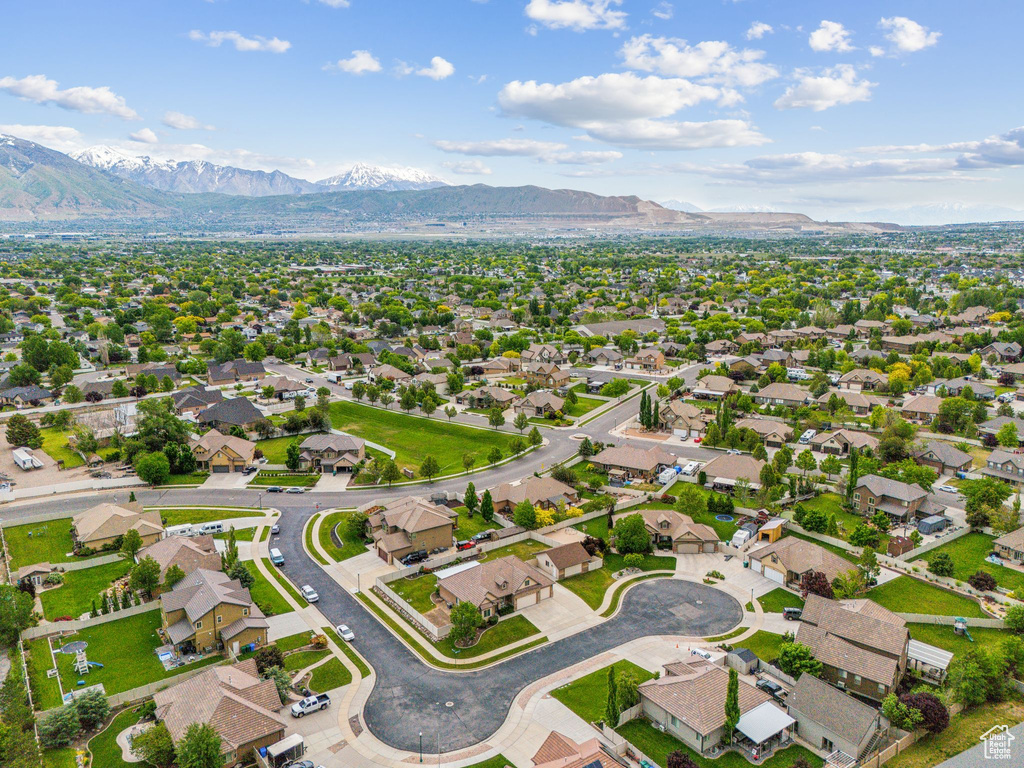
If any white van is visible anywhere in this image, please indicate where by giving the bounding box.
[270,548,285,566]
[198,522,224,535]
[799,429,817,445]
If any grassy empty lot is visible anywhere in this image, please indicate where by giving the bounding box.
[255,435,296,464]
[40,559,132,620]
[54,611,221,695]
[479,540,550,562]
[757,588,804,613]
[561,566,616,609]
[552,660,654,724]
[26,637,62,711]
[245,561,293,615]
[437,615,541,659]
[867,576,987,618]
[886,698,1024,768]
[150,507,255,527]
[39,428,84,469]
[319,510,369,561]
[309,657,352,691]
[3,517,86,569]
[910,532,1024,593]
[908,622,1013,655]
[327,400,517,477]
[389,573,438,613]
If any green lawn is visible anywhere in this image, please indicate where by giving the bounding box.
[574,515,610,541]
[87,707,146,768]
[26,637,62,711]
[565,395,605,418]
[886,698,1024,768]
[318,510,369,562]
[799,493,890,548]
[451,506,495,541]
[283,648,330,672]
[150,507,255,527]
[309,657,352,691]
[245,561,294,616]
[736,630,787,662]
[40,559,132,620]
[551,660,655,724]
[908,622,1013,655]
[617,719,822,768]
[163,472,209,485]
[41,748,78,768]
[40,428,84,469]
[867,576,987,618]
[756,588,804,613]
[327,400,517,477]
[2,517,84,569]
[479,540,551,562]
[561,566,616,609]
[437,615,542,659]
[255,435,296,464]
[250,473,319,487]
[54,611,221,695]
[321,625,371,677]
[604,551,676,573]
[389,574,438,613]
[214,526,255,541]
[262,558,309,607]
[909,532,1024,593]
[305,514,328,566]
[460,755,515,768]
[277,632,315,652]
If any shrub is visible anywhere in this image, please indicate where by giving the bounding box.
[968,571,998,592]
[928,552,955,578]
[622,553,644,569]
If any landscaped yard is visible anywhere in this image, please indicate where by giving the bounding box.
[565,395,605,419]
[318,510,369,561]
[245,561,294,615]
[451,505,494,541]
[908,622,1013,655]
[40,428,84,469]
[283,648,330,672]
[604,551,676,573]
[54,611,222,696]
[163,472,209,485]
[149,507,256,527]
[479,540,550,562]
[40,559,132,620]
[866,576,987,618]
[560,566,616,609]
[573,515,609,540]
[261,557,308,607]
[26,636,62,710]
[41,748,78,768]
[87,706,145,768]
[617,719,823,768]
[551,660,654,724]
[756,588,804,613]
[327,400,517,477]
[909,532,1024,593]
[389,573,438,613]
[309,657,352,691]
[214,526,255,541]
[736,630,787,662]
[436,614,541,659]
[886,698,1024,768]
[3,517,90,569]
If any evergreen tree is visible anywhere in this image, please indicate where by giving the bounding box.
[464,482,478,517]
[605,665,620,726]
[480,490,494,522]
[724,668,740,743]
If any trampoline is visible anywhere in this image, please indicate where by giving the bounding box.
[715,514,735,522]
[60,641,88,654]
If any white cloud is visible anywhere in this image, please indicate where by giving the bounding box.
[879,17,940,53]
[434,138,567,156]
[652,2,673,21]
[524,0,626,32]
[326,50,382,75]
[774,65,875,111]
[580,118,769,150]
[746,22,773,41]
[442,159,493,175]
[188,30,291,53]
[541,150,622,164]
[319,0,350,7]
[619,35,778,88]
[393,61,415,76]
[0,74,139,120]
[869,46,886,58]
[860,126,1024,171]
[808,20,854,52]
[129,128,159,144]
[416,56,455,80]
[675,152,964,185]
[0,124,83,151]
[162,111,214,131]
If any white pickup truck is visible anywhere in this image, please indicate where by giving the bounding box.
[290,693,331,717]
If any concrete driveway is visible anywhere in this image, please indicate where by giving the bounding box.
[314,473,351,492]
[200,471,252,490]
[518,584,599,637]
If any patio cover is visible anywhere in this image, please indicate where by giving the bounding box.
[736,701,795,745]
[908,639,954,671]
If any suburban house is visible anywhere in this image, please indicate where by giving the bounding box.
[852,475,944,523]
[795,595,910,702]
[172,385,224,417]
[616,508,719,553]
[365,496,456,563]
[913,441,972,475]
[753,383,808,409]
[692,375,740,400]
[979,415,1024,445]
[520,344,568,365]
[980,341,1022,362]
[748,536,852,587]
[297,433,366,473]
[488,476,579,515]
[993,527,1024,564]
[160,568,268,655]
[981,450,1024,485]
[197,397,265,433]
[455,386,519,410]
[0,385,53,407]
[72,502,164,552]
[513,391,565,417]
[700,454,766,494]
[660,400,710,438]
[436,555,553,617]
[258,375,306,399]
[589,445,677,481]
[207,359,266,385]
[139,534,222,583]
[531,732,616,768]
[625,347,666,371]
[735,417,792,448]
[809,429,880,456]
[786,672,885,761]
[478,356,520,376]
[638,659,791,757]
[837,369,886,392]
[153,659,286,767]
[535,542,601,581]
[588,347,623,366]
[190,429,256,473]
[523,362,570,388]
[899,394,943,423]
[817,389,886,415]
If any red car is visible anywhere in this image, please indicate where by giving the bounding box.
[693,437,702,443]
[456,540,475,551]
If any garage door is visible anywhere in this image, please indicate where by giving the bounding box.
[212,465,229,473]
[765,567,785,585]
[750,560,763,575]
[675,543,700,554]
[516,592,538,609]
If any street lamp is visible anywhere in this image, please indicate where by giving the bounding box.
[419,732,423,763]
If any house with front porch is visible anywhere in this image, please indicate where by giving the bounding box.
[297,433,366,473]
[616,508,719,553]
[436,556,553,618]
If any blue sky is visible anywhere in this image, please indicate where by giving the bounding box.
[2,0,1023,220]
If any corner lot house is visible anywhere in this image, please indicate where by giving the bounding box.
[139,534,221,582]
[748,537,851,588]
[437,555,553,617]
[297,433,366,473]
[589,445,676,481]
[191,428,256,473]
[160,568,268,655]
[72,502,164,551]
[796,595,910,702]
[153,658,286,766]
[535,542,600,581]
[365,496,456,563]
[786,672,884,761]
[616,508,719,553]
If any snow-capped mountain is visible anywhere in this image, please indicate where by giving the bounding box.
[852,203,1024,226]
[71,146,318,196]
[316,162,448,191]
[659,199,703,213]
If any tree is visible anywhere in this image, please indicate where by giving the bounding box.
[73,688,110,730]
[614,513,653,554]
[997,421,1019,447]
[667,752,699,768]
[285,439,302,471]
[513,499,537,529]
[513,412,529,433]
[449,601,483,647]
[724,668,740,742]
[130,555,162,596]
[444,405,457,421]
[1005,604,1024,634]
[488,446,503,464]
[796,449,817,477]
[5,414,41,449]
[881,693,924,732]
[777,641,822,678]
[528,426,543,446]
[488,407,506,430]
[928,552,955,578]
[800,570,834,599]
[605,665,620,726]
[420,455,441,482]
[900,692,949,734]
[120,528,144,561]
[819,454,841,480]
[948,648,1003,706]
[263,665,291,704]
[228,559,255,589]
[480,490,494,522]
[381,460,401,487]
[132,722,176,768]
[164,564,186,589]
[378,392,394,410]
[464,482,478,516]
[37,705,80,747]
[849,523,881,548]
[831,568,868,599]
[616,670,641,713]
[254,645,285,675]
[675,483,707,518]
[462,454,476,474]
[176,722,224,768]
[135,451,171,485]
[968,571,997,592]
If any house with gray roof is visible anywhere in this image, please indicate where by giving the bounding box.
[787,672,885,760]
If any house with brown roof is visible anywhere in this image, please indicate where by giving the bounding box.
[735,417,792,448]
[913,441,972,475]
[437,555,553,618]
[365,496,456,563]
[786,672,885,760]
[160,568,268,655]
[297,433,365,473]
[523,362,570,388]
[626,347,665,371]
[532,732,617,768]
[207,359,266,385]
[700,454,766,493]
[660,400,710,438]
[191,429,256,473]
[980,449,1024,486]
[899,394,943,423]
[590,444,677,481]
[535,542,601,581]
[488,476,579,516]
[809,429,879,456]
[796,595,910,701]
[139,534,221,584]
[513,391,565,417]
[692,375,740,400]
[520,344,568,365]
[852,474,943,523]
[754,382,808,409]
[993,527,1024,564]
[748,536,852,588]
[455,386,518,410]
[72,502,164,551]
[172,385,224,416]
[153,658,286,766]
[817,389,886,415]
[837,369,886,392]
[198,397,265,433]
[616,508,719,553]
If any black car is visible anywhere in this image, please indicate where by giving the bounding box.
[401,550,428,566]
[471,530,494,543]
[782,607,803,621]
[756,679,785,700]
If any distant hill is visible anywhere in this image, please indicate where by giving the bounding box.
[316,162,448,192]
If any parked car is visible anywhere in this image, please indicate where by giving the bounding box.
[301,585,319,602]
[937,485,958,493]
[782,607,802,621]
[726,449,741,455]
[290,693,331,717]
[456,540,474,551]
[243,466,258,474]
[337,624,355,641]
[305,377,315,384]
[286,486,306,494]
[271,523,281,534]
[471,530,494,543]
[690,648,712,660]
[756,679,785,701]
[400,550,428,566]
[266,486,284,493]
